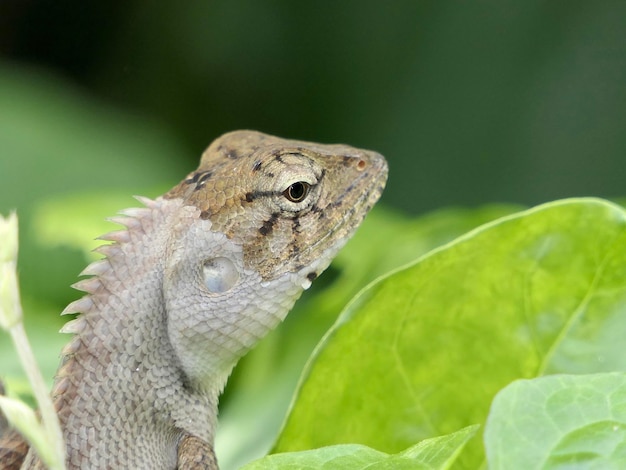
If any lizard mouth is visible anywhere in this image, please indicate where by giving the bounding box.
[295,151,388,267]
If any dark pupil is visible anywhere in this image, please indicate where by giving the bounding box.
[285,182,309,202]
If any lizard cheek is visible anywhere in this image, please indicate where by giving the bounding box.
[202,257,239,293]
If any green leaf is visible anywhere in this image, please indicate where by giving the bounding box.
[305,204,523,325]
[485,373,626,469]
[242,425,478,470]
[0,212,18,264]
[216,204,520,469]
[273,198,626,468]
[0,212,20,329]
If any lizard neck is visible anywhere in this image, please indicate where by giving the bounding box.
[160,198,314,395]
[53,198,219,467]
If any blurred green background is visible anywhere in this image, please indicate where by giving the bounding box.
[1,1,626,467]
[2,1,626,214]
[3,0,626,320]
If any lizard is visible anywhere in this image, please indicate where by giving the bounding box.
[0,130,388,469]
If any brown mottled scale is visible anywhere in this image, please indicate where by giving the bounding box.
[0,429,29,470]
[0,131,387,469]
[177,434,218,469]
[166,131,387,279]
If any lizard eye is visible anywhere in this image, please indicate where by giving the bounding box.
[283,181,310,203]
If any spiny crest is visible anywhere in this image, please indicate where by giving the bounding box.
[52,197,163,416]
[58,197,160,327]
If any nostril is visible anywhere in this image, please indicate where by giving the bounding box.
[356,159,367,171]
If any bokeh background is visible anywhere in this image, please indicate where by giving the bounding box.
[1,1,626,468]
[3,1,626,215]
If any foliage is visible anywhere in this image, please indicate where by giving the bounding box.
[5,196,626,469]
[485,373,626,469]
[269,198,626,469]
[3,63,626,470]
[242,425,478,470]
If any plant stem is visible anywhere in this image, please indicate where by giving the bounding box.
[8,321,66,470]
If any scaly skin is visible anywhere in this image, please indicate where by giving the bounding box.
[0,130,387,469]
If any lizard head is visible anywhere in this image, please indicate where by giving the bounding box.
[165,130,388,284]
[161,130,387,387]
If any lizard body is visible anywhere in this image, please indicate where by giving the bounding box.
[0,130,387,469]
